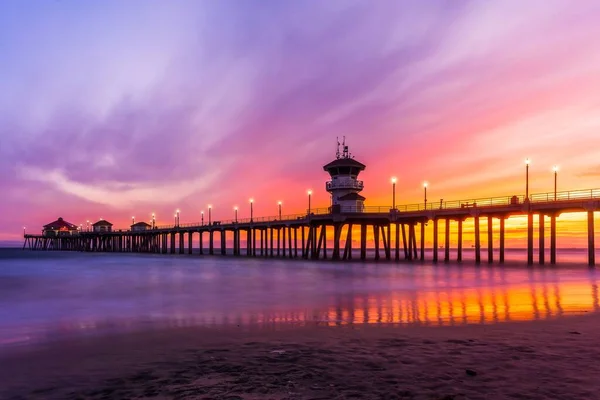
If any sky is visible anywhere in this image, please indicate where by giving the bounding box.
[2,0,600,245]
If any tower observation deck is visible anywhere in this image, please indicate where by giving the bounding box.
[323,138,366,213]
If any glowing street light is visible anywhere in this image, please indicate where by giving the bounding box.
[307,190,312,216]
[23,226,26,236]
[249,198,254,222]
[553,165,559,201]
[201,210,204,226]
[132,216,135,225]
[234,206,238,223]
[208,205,212,226]
[86,220,90,232]
[278,201,282,220]
[391,177,397,210]
[175,209,180,226]
[151,213,156,229]
[525,158,531,199]
[423,182,428,210]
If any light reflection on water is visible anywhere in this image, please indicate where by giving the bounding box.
[0,249,599,346]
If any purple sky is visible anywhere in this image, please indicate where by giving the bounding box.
[2,1,600,241]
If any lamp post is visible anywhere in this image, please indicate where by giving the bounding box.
[278,201,282,220]
[152,213,156,229]
[525,158,530,200]
[86,220,90,232]
[175,209,180,226]
[307,190,312,216]
[553,165,558,201]
[423,182,428,210]
[23,226,26,236]
[234,206,238,223]
[208,205,212,226]
[132,216,135,225]
[201,211,204,226]
[391,177,397,210]
[249,198,254,222]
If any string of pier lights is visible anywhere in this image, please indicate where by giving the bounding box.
[180,192,311,227]
[388,159,560,211]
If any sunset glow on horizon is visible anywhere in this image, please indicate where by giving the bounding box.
[2,1,600,244]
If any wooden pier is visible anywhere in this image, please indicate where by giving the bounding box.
[23,188,600,266]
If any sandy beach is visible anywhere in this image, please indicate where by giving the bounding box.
[1,313,600,400]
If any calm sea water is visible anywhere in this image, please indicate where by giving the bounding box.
[1,248,599,347]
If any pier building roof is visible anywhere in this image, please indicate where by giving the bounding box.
[131,222,151,228]
[43,217,77,231]
[92,219,113,227]
[322,158,366,172]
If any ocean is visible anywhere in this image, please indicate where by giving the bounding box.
[1,248,599,347]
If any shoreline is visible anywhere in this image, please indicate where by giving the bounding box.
[3,313,600,399]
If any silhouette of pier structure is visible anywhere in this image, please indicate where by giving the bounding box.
[22,140,600,266]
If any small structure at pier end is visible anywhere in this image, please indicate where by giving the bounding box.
[324,137,366,213]
[92,219,113,233]
[131,221,152,232]
[42,217,78,237]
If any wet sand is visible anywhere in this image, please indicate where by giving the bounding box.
[2,314,600,399]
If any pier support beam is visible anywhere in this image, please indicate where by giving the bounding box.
[474,216,481,264]
[457,219,463,262]
[401,224,408,259]
[360,224,367,260]
[374,225,380,261]
[395,223,400,261]
[499,217,505,263]
[550,214,557,265]
[221,231,226,255]
[444,218,450,262]
[539,214,545,265]
[527,213,534,265]
[411,224,418,260]
[407,225,413,261]
[433,219,438,262]
[588,210,595,267]
[420,221,425,261]
[343,224,353,260]
[333,224,342,260]
[288,227,293,259]
[383,225,391,260]
[487,216,493,264]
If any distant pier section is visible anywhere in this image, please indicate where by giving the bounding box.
[23,140,600,266]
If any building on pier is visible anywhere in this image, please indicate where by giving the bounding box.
[131,221,152,232]
[323,138,366,213]
[92,219,113,233]
[42,217,78,237]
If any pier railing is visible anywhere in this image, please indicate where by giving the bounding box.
[74,187,600,233]
[530,188,600,202]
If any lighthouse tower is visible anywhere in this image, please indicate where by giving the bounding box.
[323,138,366,213]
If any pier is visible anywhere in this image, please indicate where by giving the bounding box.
[22,141,600,266]
[22,188,600,266]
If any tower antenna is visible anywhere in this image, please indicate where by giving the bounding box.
[342,136,349,159]
[336,137,341,159]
